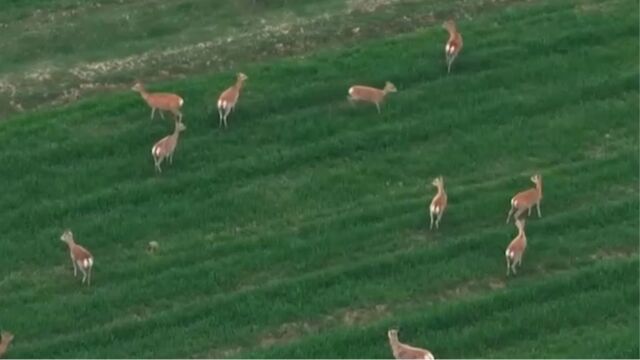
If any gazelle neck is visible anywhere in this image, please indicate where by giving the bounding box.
[235,78,245,91]
[535,181,542,197]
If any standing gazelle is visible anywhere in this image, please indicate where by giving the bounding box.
[132,82,184,122]
[60,229,94,286]
[506,174,543,223]
[443,20,463,73]
[217,72,248,128]
[348,81,397,113]
[429,176,447,230]
[151,120,186,173]
[505,218,527,276]
[388,329,435,360]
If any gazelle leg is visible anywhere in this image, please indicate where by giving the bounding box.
[528,207,532,216]
[376,103,381,114]
[429,211,435,230]
[514,208,526,220]
[436,212,444,229]
[79,267,87,284]
[169,153,173,164]
[536,202,542,218]
[347,96,355,107]
[506,256,511,276]
[155,158,163,173]
[87,267,92,286]
[159,110,165,120]
[151,108,156,120]
[506,207,515,223]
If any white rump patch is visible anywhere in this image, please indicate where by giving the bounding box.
[88,258,93,267]
[218,100,227,109]
[511,199,517,207]
[348,87,354,96]
[445,44,451,52]
[505,249,511,257]
[152,146,161,156]
[179,98,184,107]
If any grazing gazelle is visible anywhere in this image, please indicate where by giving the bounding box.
[388,329,435,360]
[0,331,14,359]
[132,81,184,122]
[147,241,159,254]
[347,81,397,113]
[429,176,448,230]
[443,20,463,73]
[217,72,248,128]
[60,229,94,286]
[151,120,186,173]
[505,218,527,276]
[506,174,543,223]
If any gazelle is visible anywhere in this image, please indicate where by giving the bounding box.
[217,72,248,128]
[505,218,527,276]
[0,331,14,359]
[347,81,397,113]
[147,241,159,254]
[443,20,463,73]
[429,176,447,230]
[388,329,435,360]
[60,229,94,286]
[151,120,186,173]
[506,174,543,223]
[132,81,184,122]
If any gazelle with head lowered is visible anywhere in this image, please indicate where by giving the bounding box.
[217,72,248,128]
[388,329,435,360]
[132,81,184,122]
[429,176,447,230]
[60,229,94,286]
[443,20,463,73]
[151,120,186,173]
[0,331,14,359]
[506,174,543,223]
[505,218,527,276]
[348,81,397,113]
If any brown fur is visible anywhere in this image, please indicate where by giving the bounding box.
[132,82,184,122]
[348,81,397,113]
[388,329,435,360]
[506,174,543,223]
[0,331,14,359]
[429,176,448,230]
[505,219,527,276]
[60,230,93,286]
[443,20,463,73]
[151,121,186,173]
[217,73,248,128]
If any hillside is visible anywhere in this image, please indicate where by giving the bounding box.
[0,0,638,358]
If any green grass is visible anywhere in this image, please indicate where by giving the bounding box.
[0,0,638,358]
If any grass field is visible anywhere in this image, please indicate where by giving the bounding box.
[0,0,638,358]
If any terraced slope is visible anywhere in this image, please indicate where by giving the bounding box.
[0,0,638,358]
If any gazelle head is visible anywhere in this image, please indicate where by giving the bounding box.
[432,176,444,188]
[1,331,14,344]
[60,229,74,244]
[237,72,248,82]
[131,81,145,92]
[442,19,457,32]
[387,329,399,341]
[175,121,187,132]
[530,174,542,185]
[384,81,397,93]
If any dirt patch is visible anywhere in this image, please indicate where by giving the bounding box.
[0,0,530,120]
